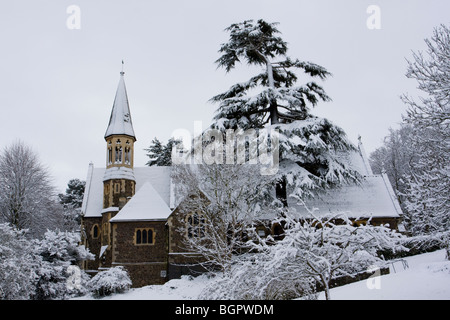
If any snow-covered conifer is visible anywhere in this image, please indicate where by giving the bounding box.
[59,178,86,231]
[211,19,360,204]
[59,179,85,209]
[145,137,182,166]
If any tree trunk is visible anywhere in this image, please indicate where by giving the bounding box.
[269,100,279,125]
[264,56,279,125]
[265,58,286,206]
[266,57,275,88]
[275,178,287,207]
[445,234,450,261]
[320,274,331,300]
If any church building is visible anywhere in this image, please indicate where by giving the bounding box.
[80,71,403,287]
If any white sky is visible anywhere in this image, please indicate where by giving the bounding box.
[0,0,448,193]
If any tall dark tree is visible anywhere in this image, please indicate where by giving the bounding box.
[145,137,181,166]
[58,179,85,209]
[211,19,360,205]
[59,178,85,230]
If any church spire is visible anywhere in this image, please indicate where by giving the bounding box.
[103,69,136,174]
[104,70,136,141]
[103,68,137,210]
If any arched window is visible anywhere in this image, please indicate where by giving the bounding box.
[147,229,153,244]
[136,229,141,244]
[187,213,205,238]
[125,146,131,164]
[115,146,123,163]
[92,225,99,239]
[272,223,284,240]
[142,229,147,243]
[135,228,154,245]
[108,147,113,164]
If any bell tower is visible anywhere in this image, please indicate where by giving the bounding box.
[103,70,137,212]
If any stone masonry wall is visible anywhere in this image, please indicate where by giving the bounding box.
[111,221,168,287]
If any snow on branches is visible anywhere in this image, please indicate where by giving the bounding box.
[211,19,361,204]
[200,213,406,300]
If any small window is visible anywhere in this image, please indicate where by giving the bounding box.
[272,223,284,240]
[142,229,147,243]
[136,229,141,244]
[92,225,99,239]
[108,147,113,164]
[115,146,123,163]
[135,228,154,245]
[148,229,153,243]
[124,146,131,164]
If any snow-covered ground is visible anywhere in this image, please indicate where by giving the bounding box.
[319,249,450,300]
[77,249,450,300]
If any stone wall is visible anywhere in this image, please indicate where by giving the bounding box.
[81,216,102,272]
[167,208,209,280]
[103,179,135,209]
[111,220,168,287]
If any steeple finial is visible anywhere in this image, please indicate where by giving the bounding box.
[120,59,125,76]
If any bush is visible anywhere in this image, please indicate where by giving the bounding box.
[0,224,39,300]
[88,266,132,298]
[32,230,94,300]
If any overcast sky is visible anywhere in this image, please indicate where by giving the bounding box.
[0,0,448,193]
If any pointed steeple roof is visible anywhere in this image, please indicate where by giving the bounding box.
[105,71,136,140]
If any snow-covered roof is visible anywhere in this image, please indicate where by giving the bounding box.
[288,174,402,219]
[109,182,171,222]
[104,72,136,140]
[103,166,136,182]
[81,163,104,218]
[340,139,373,177]
[82,138,401,221]
[82,165,172,218]
[286,138,401,219]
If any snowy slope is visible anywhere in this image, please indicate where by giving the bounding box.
[77,249,450,300]
[318,249,450,300]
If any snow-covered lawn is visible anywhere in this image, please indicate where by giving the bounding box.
[77,249,450,300]
[319,249,450,300]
